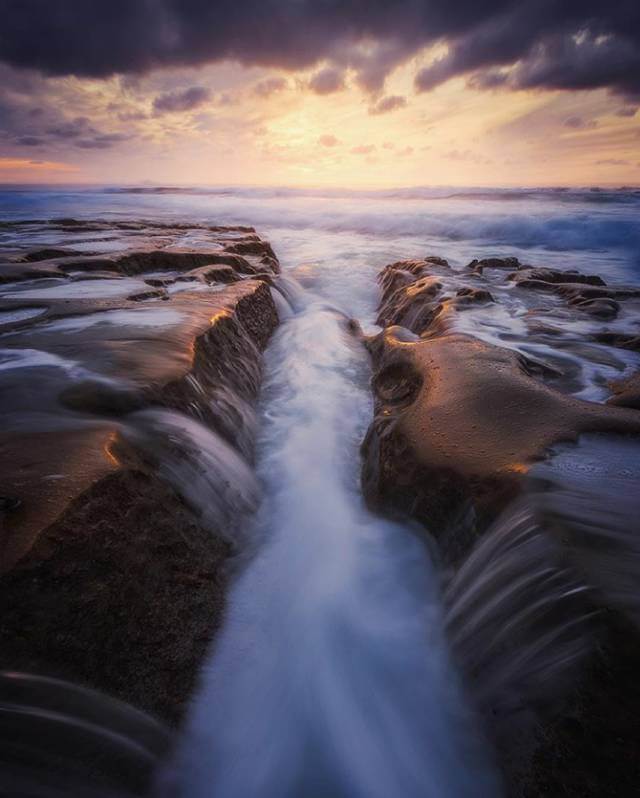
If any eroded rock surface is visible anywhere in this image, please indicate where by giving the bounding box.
[0,220,280,723]
[364,327,640,563]
[365,257,640,557]
[362,253,640,796]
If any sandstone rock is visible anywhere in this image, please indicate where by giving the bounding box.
[362,328,640,564]
[607,373,640,409]
[0,469,230,724]
[362,252,640,798]
[0,223,281,724]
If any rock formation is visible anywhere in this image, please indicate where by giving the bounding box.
[0,220,280,724]
[362,253,640,796]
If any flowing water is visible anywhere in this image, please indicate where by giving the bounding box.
[160,286,499,797]
[2,185,640,796]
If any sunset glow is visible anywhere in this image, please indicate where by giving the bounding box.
[0,3,638,187]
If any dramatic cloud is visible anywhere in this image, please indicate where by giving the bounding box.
[253,77,288,98]
[416,6,640,98]
[14,135,43,146]
[308,68,345,95]
[369,95,407,115]
[0,1,638,99]
[45,116,94,139]
[0,82,133,153]
[152,86,210,114]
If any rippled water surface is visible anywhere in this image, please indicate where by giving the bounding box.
[2,185,639,283]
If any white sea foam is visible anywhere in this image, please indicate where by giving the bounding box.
[37,307,185,333]
[0,307,46,325]
[162,286,499,797]
[0,276,149,300]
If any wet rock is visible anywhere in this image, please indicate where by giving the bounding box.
[362,328,640,564]
[0,279,279,568]
[198,264,239,284]
[144,276,175,287]
[467,256,521,274]
[59,380,147,416]
[377,273,444,332]
[510,267,606,287]
[224,238,279,267]
[0,496,22,513]
[20,248,87,262]
[376,259,495,335]
[128,288,168,301]
[607,373,640,409]
[594,332,640,352]
[455,286,494,305]
[0,469,230,724]
[0,261,66,283]
[0,223,281,724]
[571,297,620,319]
[363,252,640,798]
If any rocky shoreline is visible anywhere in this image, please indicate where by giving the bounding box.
[0,220,280,724]
[2,222,640,795]
[361,254,640,796]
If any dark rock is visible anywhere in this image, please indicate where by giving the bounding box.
[224,239,279,269]
[594,333,640,352]
[59,380,146,416]
[0,496,22,513]
[510,267,606,287]
[455,287,495,305]
[571,297,620,319]
[128,288,167,302]
[467,256,521,273]
[0,469,230,725]
[21,248,86,262]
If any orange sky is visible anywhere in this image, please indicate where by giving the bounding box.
[1,56,638,187]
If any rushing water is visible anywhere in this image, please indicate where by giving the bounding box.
[2,185,640,796]
[159,286,499,797]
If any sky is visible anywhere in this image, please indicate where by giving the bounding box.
[0,1,639,188]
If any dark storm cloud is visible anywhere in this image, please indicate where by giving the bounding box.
[0,1,638,97]
[0,90,131,151]
[415,2,640,97]
[45,116,93,138]
[152,86,210,113]
[307,68,345,95]
[14,134,42,145]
